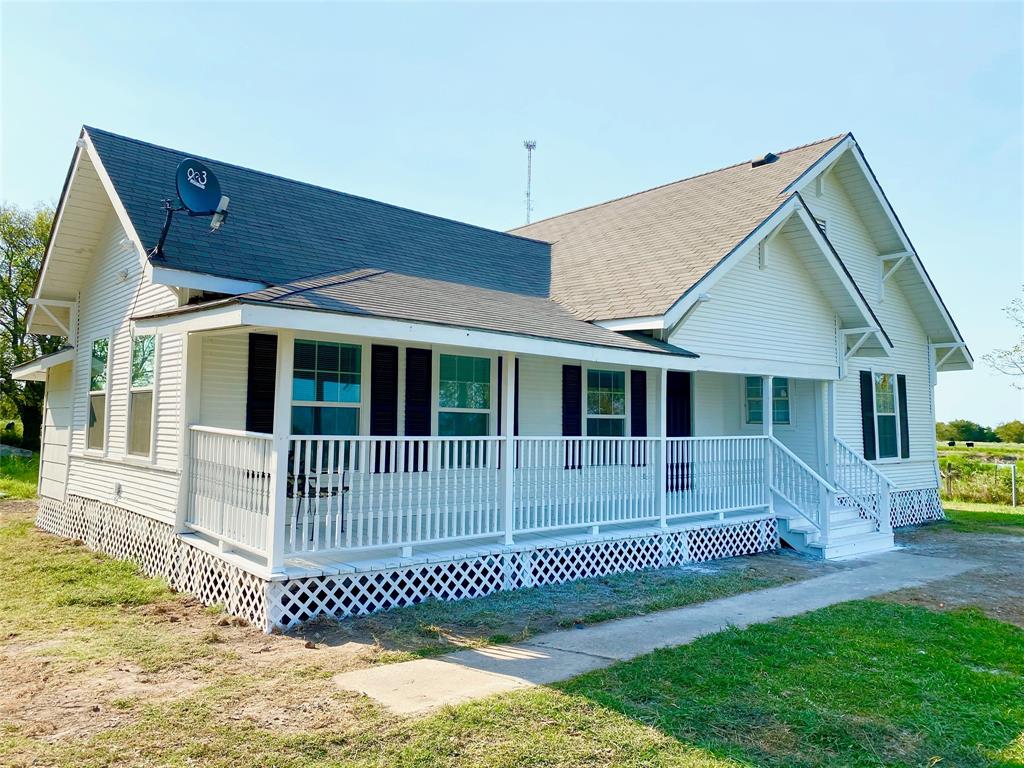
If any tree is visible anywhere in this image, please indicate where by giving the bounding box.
[995,419,1024,444]
[0,203,60,450]
[984,286,1024,389]
[935,419,999,443]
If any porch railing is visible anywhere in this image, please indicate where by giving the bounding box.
[185,426,274,556]
[185,429,838,565]
[832,437,893,532]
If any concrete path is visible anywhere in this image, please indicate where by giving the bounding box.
[334,550,979,715]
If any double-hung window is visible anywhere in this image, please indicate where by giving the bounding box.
[586,369,626,436]
[88,338,109,450]
[873,372,899,459]
[438,354,491,436]
[744,376,790,425]
[128,335,156,456]
[291,339,361,435]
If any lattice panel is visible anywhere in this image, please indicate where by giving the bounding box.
[266,516,779,630]
[890,487,944,528]
[36,496,269,630]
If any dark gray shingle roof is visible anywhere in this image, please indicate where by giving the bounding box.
[85,127,552,296]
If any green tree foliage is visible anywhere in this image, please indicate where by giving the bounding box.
[1,203,60,450]
[983,286,1024,390]
[935,419,1000,443]
[995,419,1024,444]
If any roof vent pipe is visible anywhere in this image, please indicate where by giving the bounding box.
[751,152,779,168]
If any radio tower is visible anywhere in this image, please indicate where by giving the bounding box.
[523,140,537,224]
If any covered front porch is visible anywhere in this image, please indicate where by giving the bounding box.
[154,322,884,577]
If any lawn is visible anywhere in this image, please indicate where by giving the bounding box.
[943,501,1024,536]
[0,453,38,500]
[3,501,1023,767]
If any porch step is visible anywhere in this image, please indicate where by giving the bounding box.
[774,495,895,561]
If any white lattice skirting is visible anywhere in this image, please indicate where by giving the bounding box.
[37,495,777,632]
[836,486,944,529]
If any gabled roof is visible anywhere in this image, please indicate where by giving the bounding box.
[84,127,552,297]
[137,268,697,358]
[511,135,847,321]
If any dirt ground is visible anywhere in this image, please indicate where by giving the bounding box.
[1,498,1020,756]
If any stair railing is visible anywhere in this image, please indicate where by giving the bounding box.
[832,437,893,533]
[768,436,838,546]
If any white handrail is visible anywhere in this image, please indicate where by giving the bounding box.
[768,436,834,542]
[771,437,837,493]
[190,424,273,440]
[832,436,893,532]
[834,436,892,484]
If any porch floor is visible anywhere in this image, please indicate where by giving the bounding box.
[181,508,772,582]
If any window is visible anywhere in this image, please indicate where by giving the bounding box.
[88,338,109,450]
[128,335,156,456]
[586,369,625,436]
[873,372,898,459]
[745,376,790,425]
[438,354,491,436]
[291,339,361,435]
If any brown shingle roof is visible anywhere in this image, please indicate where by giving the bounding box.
[510,134,847,321]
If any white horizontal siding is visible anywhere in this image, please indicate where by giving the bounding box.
[670,232,839,373]
[806,169,939,490]
[40,362,73,500]
[199,334,248,430]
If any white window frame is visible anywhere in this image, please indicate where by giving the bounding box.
[127,334,159,459]
[290,337,364,436]
[870,368,902,463]
[434,350,497,437]
[584,366,630,437]
[86,335,113,454]
[743,376,792,427]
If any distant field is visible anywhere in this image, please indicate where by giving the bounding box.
[937,441,1024,460]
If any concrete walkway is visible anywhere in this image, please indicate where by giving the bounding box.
[334,550,979,715]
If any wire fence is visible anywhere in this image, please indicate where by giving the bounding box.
[939,456,1018,506]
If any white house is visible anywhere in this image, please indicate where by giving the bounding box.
[15,128,971,631]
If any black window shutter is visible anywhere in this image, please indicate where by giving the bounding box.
[859,370,876,460]
[404,348,432,437]
[370,345,399,436]
[561,365,582,436]
[245,333,277,433]
[897,374,910,459]
[630,370,648,437]
[514,358,520,437]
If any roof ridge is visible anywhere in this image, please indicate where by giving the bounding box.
[82,126,552,247]
[510,132,849,234]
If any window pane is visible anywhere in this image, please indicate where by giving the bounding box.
[745,376,761,396]
[439,411,489,437]
[874,373,895,414]
[291,405,359,435]
[88,393,105,449]
[292,340,361,403]
[90,339,108,391]
[747,400,763,425]
[587,369,625,416]
[587,417,625,437]
[439,354,490,409]
[773,378,789,398]
[130,335,155,389]
[877,414,898,458]
[128,391,153,455]
[292,369,315,401]
[773,399,790,425]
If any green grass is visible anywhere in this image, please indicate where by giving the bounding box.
[942,501,1024,536]
[8,601,1022,767]
[0,453,38,499]
[938,441,1024,459]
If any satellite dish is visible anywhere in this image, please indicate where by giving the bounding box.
[175,158,222,214]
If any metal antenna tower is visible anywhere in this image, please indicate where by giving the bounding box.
[523,140,537,224]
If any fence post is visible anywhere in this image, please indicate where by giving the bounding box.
[266,330,294,574]
[501,353,516,545]
[1012,463,1018,507]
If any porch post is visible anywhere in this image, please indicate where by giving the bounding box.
[266,330,294,574]
[762,375,774,512]
[824,380,836,483]
[173,332,203,535]
[657,368,668,530]
[501,352,516,546]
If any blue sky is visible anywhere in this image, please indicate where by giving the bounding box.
[2,2,1021,425]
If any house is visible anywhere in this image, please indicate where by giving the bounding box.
[14,128,971,631]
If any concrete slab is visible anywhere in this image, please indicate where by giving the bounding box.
[333,550,980,715]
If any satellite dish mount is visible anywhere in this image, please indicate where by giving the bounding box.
[150,158,230,258]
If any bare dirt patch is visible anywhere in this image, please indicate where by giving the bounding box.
[882,521,1024,627]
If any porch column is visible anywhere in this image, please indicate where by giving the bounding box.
[501,352,516,546]
[266,330,294,574]
[762,375,774,513]
[173,332,203,535]
[657,368,668,530]
[824,380,836,483]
